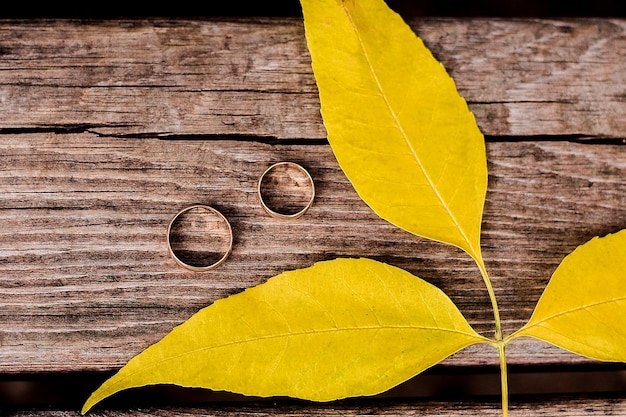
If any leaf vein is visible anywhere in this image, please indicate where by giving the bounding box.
[340,3,473,255]
[105,324,484,395]
[526,295,626,330]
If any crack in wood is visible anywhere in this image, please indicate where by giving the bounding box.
[484,134,626,145]
[3,127,622,146]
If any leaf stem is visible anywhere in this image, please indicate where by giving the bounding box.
[498,341,509,417]
[474,251,508,417]
[474,254,502,341]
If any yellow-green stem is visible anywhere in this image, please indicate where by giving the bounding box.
[498,342,509,417]
[474,255,503,341]
[473,251,507,416]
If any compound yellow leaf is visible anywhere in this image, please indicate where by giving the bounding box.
[82,258,486,413]
[512,230,626,361]
[300,0,487,260]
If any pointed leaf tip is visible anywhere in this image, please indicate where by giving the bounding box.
[300,0,487,259]
[513,230,626,362]
[82,258,485,412]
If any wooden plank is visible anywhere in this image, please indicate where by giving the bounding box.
[0,132,624,372]
[0,18,625,139]
[6,396,626,416]
[0,15,625,416]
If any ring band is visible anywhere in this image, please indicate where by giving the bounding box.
[166,204,233,272]
[257,162,315,220]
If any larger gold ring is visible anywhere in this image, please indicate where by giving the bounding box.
[257,162,315,220]
[166,204,233,272]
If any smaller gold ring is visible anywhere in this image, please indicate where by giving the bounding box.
[166,204,233,272]
[257,162,315,220]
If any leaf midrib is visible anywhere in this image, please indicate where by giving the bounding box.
[517,295,626,336]
[100,323,485,394]
[339,4,474,255]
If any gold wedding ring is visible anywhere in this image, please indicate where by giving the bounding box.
[257,162,315,220]
[167,204,233,272]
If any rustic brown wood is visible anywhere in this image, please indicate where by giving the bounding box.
[0,16,625,414]
[6,396,626,416]
[0,133,624,372]
[0,18,625,139]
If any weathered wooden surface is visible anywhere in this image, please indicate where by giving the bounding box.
[0,16,625,412]
[6,396,626,416]
[1,134,625,372]
[0,18,625,139]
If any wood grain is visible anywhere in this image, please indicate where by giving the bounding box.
[0,133,624,372]
[6,396,626,416]
[0,18,625,139]
[1,16,626,413]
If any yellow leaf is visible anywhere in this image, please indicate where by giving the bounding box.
[512,230,626,361]
[300,0,487,259]
[82,258,486,413]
